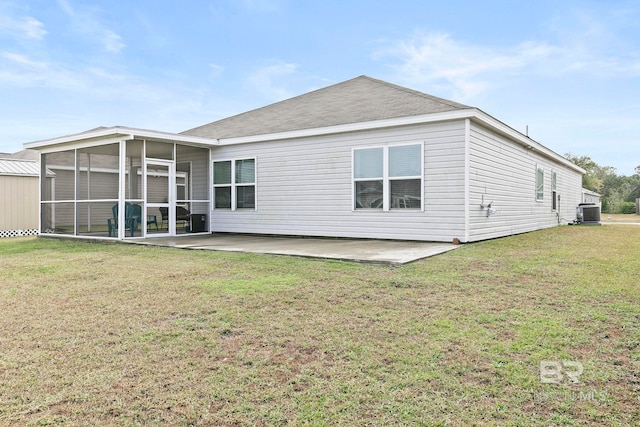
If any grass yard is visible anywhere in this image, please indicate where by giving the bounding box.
[602,213,640,223]
[0,226,639,426]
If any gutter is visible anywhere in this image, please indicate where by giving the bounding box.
[217,108,585,174]
[23,126,220,150]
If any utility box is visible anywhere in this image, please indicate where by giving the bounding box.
[577,203,601,225]
[189,214,207,233]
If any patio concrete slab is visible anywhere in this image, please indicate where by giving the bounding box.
[130,234,460,265]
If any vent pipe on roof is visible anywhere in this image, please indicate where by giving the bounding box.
[526,125,529,137]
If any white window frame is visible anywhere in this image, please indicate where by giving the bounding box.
[551,171,558,211]
[535,165,544,202]
[352,142,424,212]
[213,157,257,211]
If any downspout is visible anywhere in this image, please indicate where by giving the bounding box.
[464,118,471,243]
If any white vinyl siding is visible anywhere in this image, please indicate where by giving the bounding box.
[468,122,582,242]
[208,121,467,242]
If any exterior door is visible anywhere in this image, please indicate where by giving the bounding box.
[145,159,175,236]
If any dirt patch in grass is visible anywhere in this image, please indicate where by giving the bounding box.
[602,213,640,223]
[0,226,639,426]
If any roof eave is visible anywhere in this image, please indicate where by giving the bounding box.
[217,108,584,174]
[582,188,601,196]
[218,109,477,145]
[23,126,219,151]
[470,110,586,174]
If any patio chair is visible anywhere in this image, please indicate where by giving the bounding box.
[107,202,139,237]
[130,204,158,231]
[159,206,191,230]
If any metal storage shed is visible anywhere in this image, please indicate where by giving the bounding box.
[0,158,54,237]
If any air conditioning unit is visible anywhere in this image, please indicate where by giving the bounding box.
[576,203,601,225]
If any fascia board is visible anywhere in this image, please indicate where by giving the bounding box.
[0,172,38,177]
[36,136,132,153]
[470,110,586,174]
[24,126,218,150]
[218,109,477,145]
[582,188,601,197]
[218,107,584,175]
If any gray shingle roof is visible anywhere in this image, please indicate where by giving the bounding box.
[182,75,471,139]
[3,149,39,161]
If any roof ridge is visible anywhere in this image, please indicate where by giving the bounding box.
[358,75,471,109]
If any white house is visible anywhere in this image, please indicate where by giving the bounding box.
[24,76,584,243]
[581,188,601,205]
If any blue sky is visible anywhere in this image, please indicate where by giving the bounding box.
[1,0,639,175]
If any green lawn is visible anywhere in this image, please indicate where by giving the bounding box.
[0,226,639,426]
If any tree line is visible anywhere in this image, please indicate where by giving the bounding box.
[565,154,640,214]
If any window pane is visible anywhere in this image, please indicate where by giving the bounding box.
[214,161,231,184]
[236,159,255,184]
[355,180,383,209]
[536,168,544,200]
[236,185,255,208]
[389,144,421,177]
[354,148,383,179]
[214,187,231,208]
[391,179,421,209]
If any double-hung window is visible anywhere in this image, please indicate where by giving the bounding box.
[535,165,544,202]
[213,158,256,210]
[551,171,557,210]
[353,143,423,210]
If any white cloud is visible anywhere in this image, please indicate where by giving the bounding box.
[0,51,86,89]
[56,0,125,54]
[2,51,46,68]
[209,63,225,76]
[0,50,163,100]
[377,21,640,101]
[376,31,557,101]
[0,14,47,40]
[240,0,282,13]
[56,0,74,16]
[102,29,125,53]
[247,62,298,100]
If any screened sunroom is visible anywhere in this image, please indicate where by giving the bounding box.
[28,127,216,239]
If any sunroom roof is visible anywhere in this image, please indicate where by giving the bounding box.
[23,126,218,150]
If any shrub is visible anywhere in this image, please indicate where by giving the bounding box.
[620,201,637,214]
